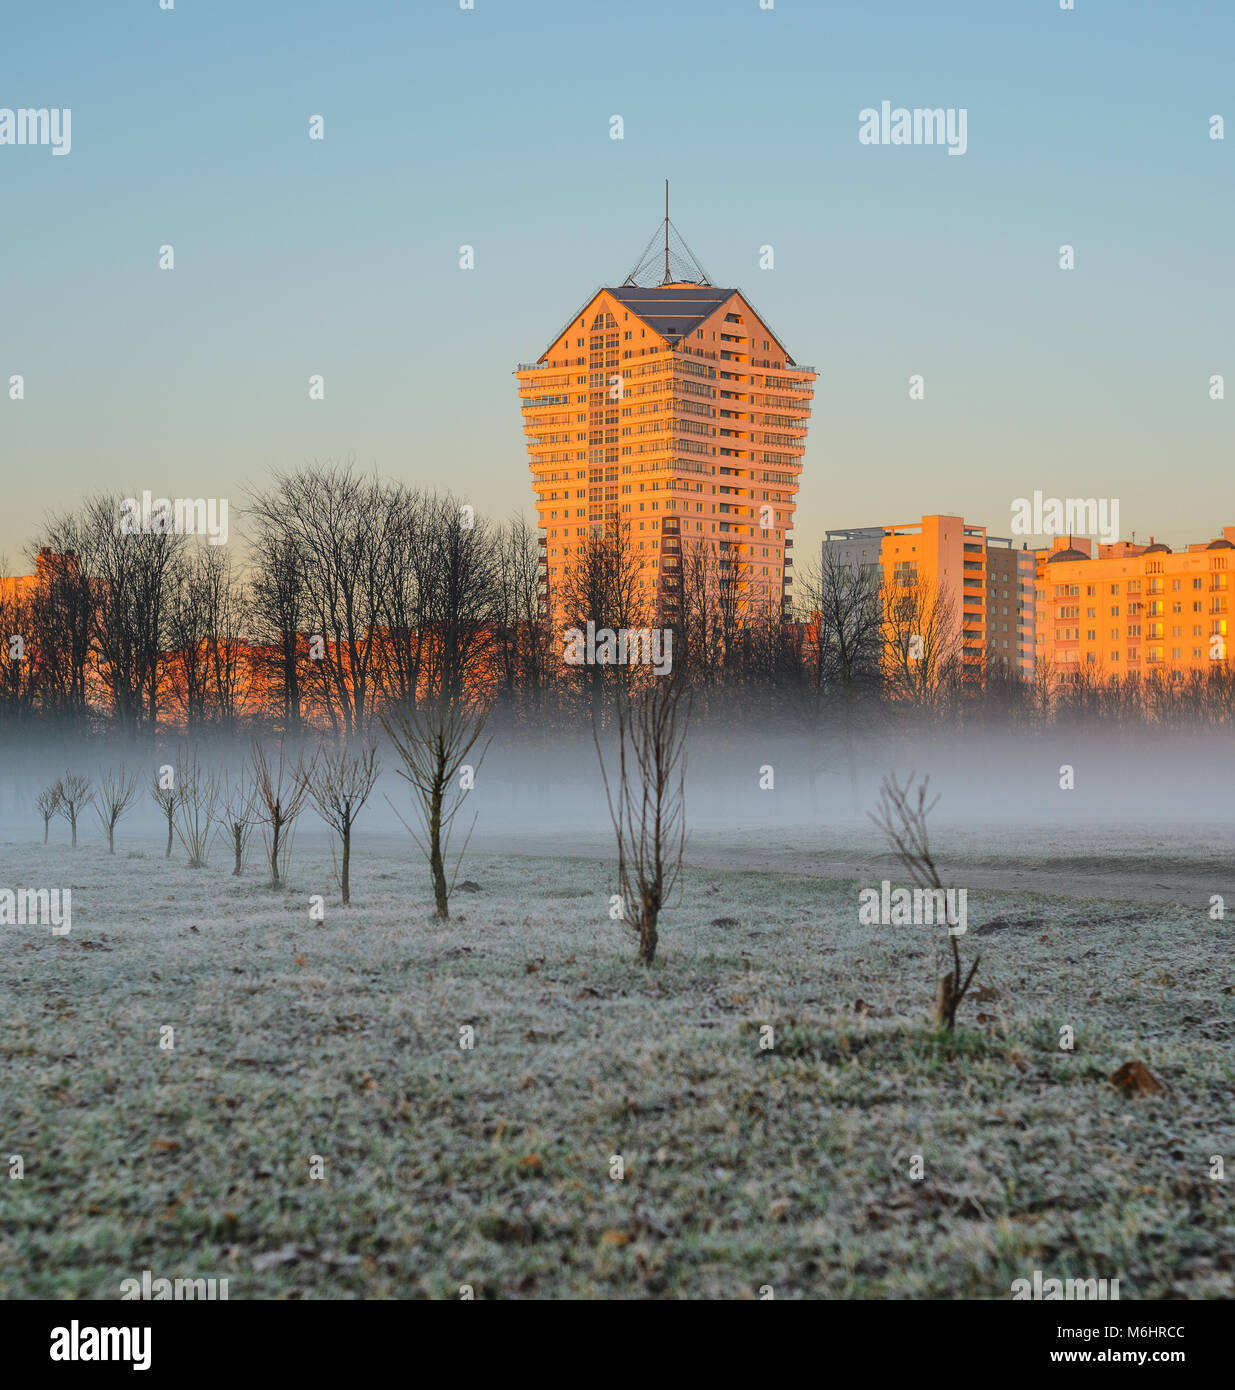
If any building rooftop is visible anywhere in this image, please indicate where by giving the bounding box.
[604,283,736,343]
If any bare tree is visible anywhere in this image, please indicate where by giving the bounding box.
[247,466,389,737]
[491,514,553,720]
[151,766,181,859]
[0,575,36,726]
[94,765,139,854]
[248,526,307,735]
[593,672,690,966]
[677,537,726,692]
[797,546,885,804]
[220,767,258,877]
[558,518,649,722]
[41,493,185,733]
[54,772,94,849]
[249,739,314,887]
[869,772,978,1031]
[416,493,499,706]
[21,544,95,730]
[36,784,62,843]
[306,742,381,904]
[164,544,250,732]
[379,489,499,710]
[173,752,221,868]
[382,696,489,920]
[164,547,213,730]
[372,484,430,709]
[882,571,963,708]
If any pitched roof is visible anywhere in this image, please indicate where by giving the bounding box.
[604,284,736,342]
[532,282,806,367]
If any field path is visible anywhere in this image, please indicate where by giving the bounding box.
[472,823,1234,911]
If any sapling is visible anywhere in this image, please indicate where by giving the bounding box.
[869,771,979,1031]
[305,741,380,904]
[220,767,258,877]
[94,765,139,854]
[173,752,221,869]
[36,784,61,843]
[54,772,94,849]
[250,739,314,888]
[151,766,180,859]
[383,696,488,921]
[592,671,690,966]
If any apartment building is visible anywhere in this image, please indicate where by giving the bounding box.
[516,228,815,625]
[1035,528,1235,683]
[822,514,1034,679]
[986,538,1037,678]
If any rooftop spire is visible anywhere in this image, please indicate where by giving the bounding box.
[621,184,713,288]
[664,178,670,284]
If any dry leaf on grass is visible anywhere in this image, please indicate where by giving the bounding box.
[1110,1060,1167,1096]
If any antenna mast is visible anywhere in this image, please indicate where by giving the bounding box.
[664,179,670,284]
[620,187,713,288]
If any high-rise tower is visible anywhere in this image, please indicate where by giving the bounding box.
[516,203,815,627]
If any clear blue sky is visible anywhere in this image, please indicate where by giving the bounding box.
[1,0,1231,569]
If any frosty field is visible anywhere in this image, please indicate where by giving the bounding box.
[2,825,1233,1300]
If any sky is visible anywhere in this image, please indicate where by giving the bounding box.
[1,0,1232,571]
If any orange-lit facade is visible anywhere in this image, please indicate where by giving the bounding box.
[822,514,1036,680]
[516,280,815,623]
[0,546,77,603]
[1035,529,1235,683]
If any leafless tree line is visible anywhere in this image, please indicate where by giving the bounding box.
[6,470,1235,742]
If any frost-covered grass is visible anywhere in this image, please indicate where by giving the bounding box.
[1,831,1233,1299]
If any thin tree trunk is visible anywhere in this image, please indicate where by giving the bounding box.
[429,787,448,919]
[639,894,658,966]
